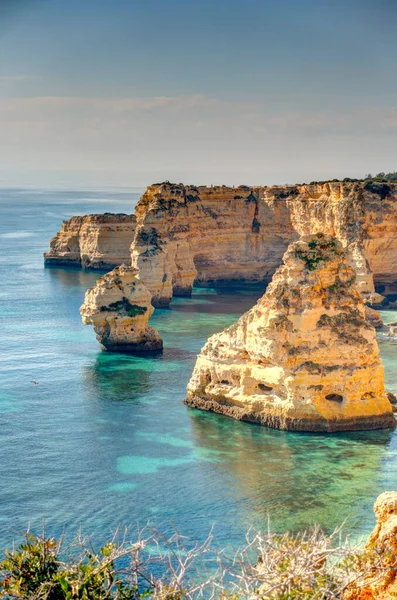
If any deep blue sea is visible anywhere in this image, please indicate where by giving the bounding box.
[1,187,397,551]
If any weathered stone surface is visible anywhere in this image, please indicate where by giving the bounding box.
[44,213,136,269]
[80,265,162,353]
[365,306,384,330]
[185,234,394,432]
[45,181,397,307]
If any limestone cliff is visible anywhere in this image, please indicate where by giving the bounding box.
[132,181,397,306]
[80,265,162,353]
[45,181,397,307]
[184,234,394,432]
[44,213,136,269]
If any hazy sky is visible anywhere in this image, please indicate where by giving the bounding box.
[1,0,397,188]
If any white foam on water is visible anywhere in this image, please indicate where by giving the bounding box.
[0,231,35,239]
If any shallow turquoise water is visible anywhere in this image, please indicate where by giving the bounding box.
[1,188,397,550]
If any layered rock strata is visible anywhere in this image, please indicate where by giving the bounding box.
[45,181,397,307]
[44,213,136,269]
[80,265,162,353]
[185,234,394,432]
[132,181,397,306]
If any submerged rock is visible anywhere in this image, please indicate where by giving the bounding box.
[185,234,394,432]
[386,322,397,339]
[80,265,163,353]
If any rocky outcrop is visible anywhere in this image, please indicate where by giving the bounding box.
[80,265,162,353]
[45,181,397,307]
[184,234,395,432]
[344,491,397,600]
[44,213,136,269]
[385,322,397,339]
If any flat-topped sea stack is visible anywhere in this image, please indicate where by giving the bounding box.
[185,234,394,432]
[44,213,136,269]
[80,265,162,353]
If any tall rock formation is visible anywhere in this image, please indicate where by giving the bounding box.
[44,213,136,269]
[45,181,397,306]
[185,234,394,432]
[80,265,162,353]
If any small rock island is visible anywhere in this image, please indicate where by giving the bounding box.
[80,265,163,354]
[185,234,394,432]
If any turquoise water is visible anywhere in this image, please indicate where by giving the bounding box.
[1,188,397,550]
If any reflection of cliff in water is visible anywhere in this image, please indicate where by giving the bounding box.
[188,409,394,535]
[46,266,105,293]
[176,285,266,316]
[82,353,152,405]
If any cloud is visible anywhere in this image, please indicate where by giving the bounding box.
[0,93,239,115]
[1,93,397,186]
[1,94,396,135]
[0,75,42,82]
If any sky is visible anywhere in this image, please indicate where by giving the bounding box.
[1,0,397,189]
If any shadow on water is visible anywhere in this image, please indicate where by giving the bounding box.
[46,266,107,292]
[82,352,153,404]
[187,408,395,535]
[173,284,266,316]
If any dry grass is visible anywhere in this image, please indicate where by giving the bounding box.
[0,523,393,599]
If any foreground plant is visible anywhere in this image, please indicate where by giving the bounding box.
[0,524,393,599]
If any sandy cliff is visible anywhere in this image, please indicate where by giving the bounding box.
[44,213,136,269]
[45,181,397,307]
[184,234,394,432]
[132,181,397,306]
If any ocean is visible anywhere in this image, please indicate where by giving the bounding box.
[1,187,397,550]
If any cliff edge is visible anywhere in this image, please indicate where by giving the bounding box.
[44,180,397,307]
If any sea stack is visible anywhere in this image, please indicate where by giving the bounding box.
[80,265,163,353]
[185,234,394,432]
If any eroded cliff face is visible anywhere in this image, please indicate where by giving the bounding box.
[45,181,397,307]
[131,183,296,306]
[44,213,136,269]
[184,234,394,432]
[80,265,162,353]
[130,181,397,306]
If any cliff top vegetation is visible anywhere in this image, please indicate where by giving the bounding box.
[0,523,392,600]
